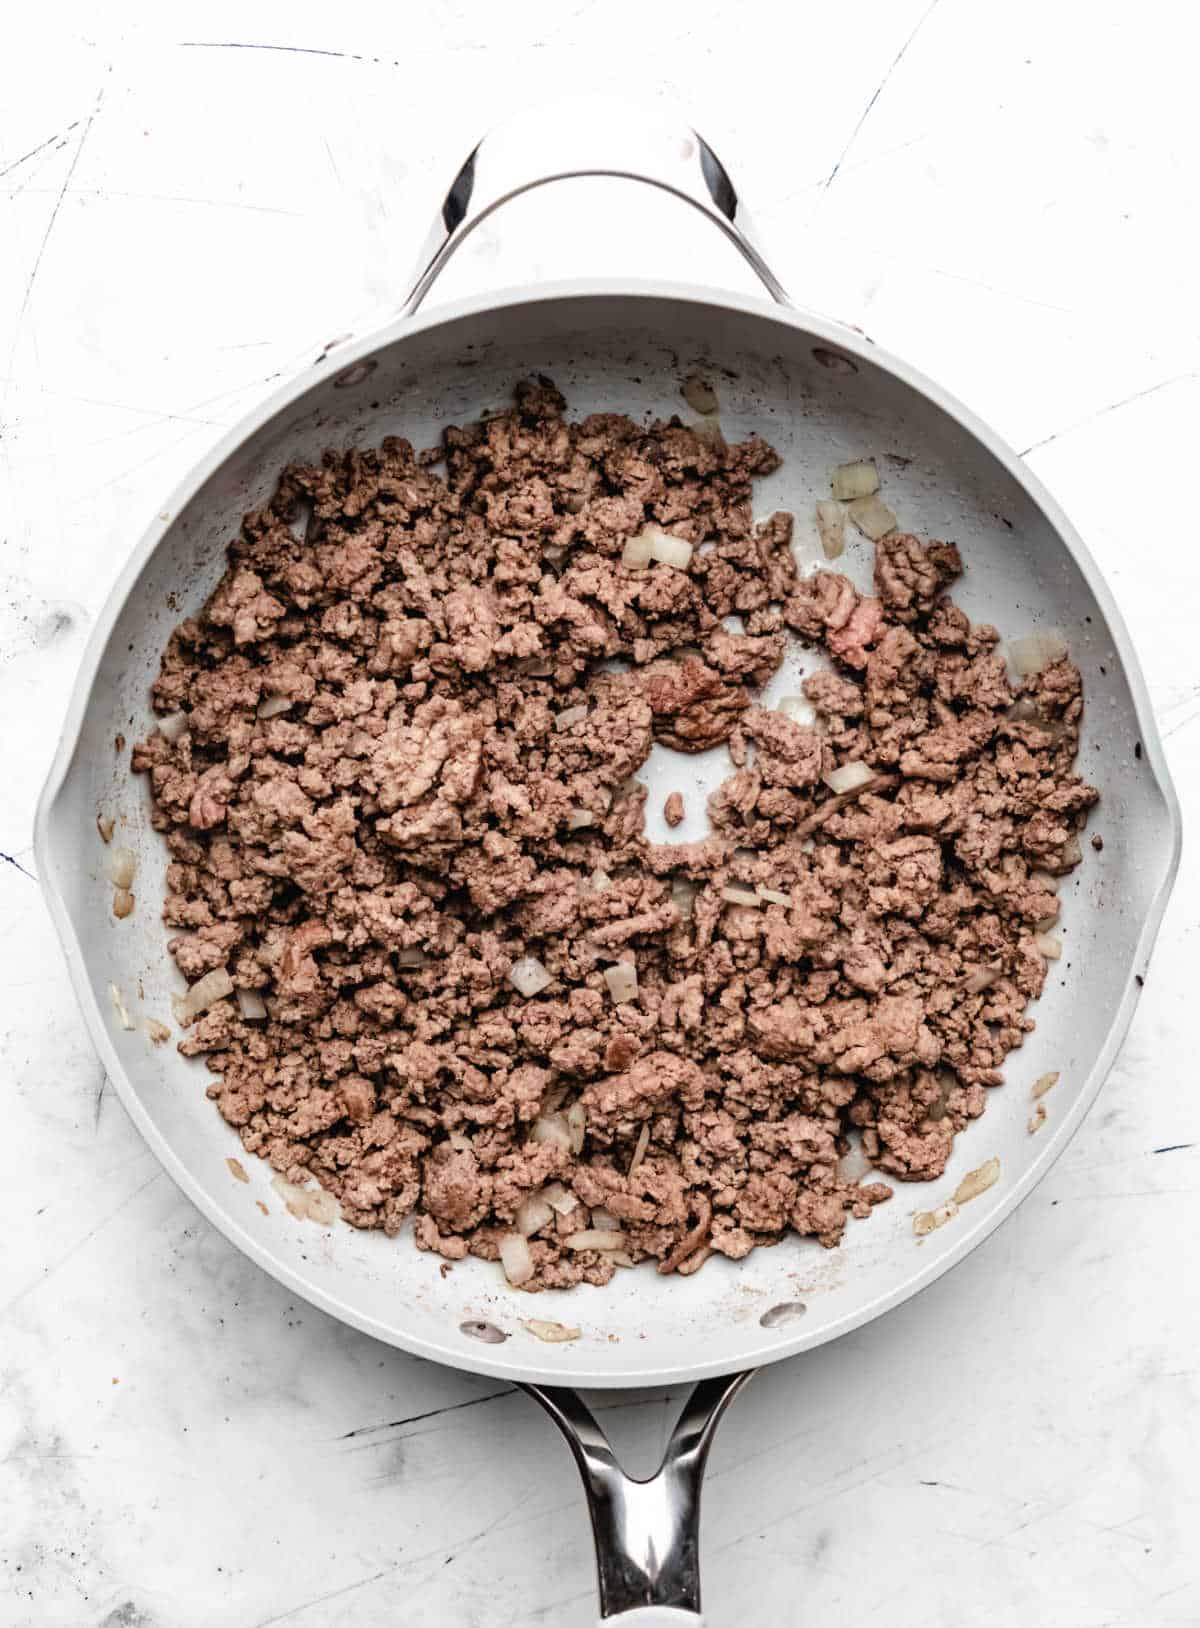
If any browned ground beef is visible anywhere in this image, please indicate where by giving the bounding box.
[132,378,1096,1289]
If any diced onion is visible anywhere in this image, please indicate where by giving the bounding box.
[172,967,234,1025]
[1060,835,1082,868]
[681,374,719,415]
[779,694,817,727]
[628,1121,651,1175]
[1032,1071,1060,1099]
[257,694,292,720]
[838,1142,874,1183]
[112,888,135,919]
[566,808,594,830]
[1006,697,1041,723]
[236,987,268,1021]
[447,1131,473,1153]
[591,1206,617,1230]
[396,947,431,967]
[555,705,588,731]
[520,1318,580,1343]
[722,885,761,907]
[603,963,639,1005]
[96,813,115,844]
[516,656,553,676]
[963,964,1000,994]
[143,1017,171,1045]
[564,1230,628,1251]
[1008,629,1069,677]
[1035,932,1063,961]
[831,459,880,501]
[542,1182,578,1216]
[515,1192,555,1238]
[953,1156,1001,1206]
[847,494,897,540]
[590,868,612,892]
[106,846,136,889]
[157,712,187,742]
[671,879,697,919]
[690,416,726,449]
[108,983,135,1031]
[499,1232,534,1287]
[823,761,875,794]
[648,531,694,570]
[609,1251,636,1268]
[510,956,553,997]
[530,1113,572,1151]
[566,1101,587,1155]
[758,887,792,907]
[815,499,846,559]
[621,532,654,570]
[289,497,315,542]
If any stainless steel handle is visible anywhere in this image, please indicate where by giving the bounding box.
[523,1370,754,1621]
[400,98,789,318]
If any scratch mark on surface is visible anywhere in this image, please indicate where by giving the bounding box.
[338,1385,517,1440]
[10,188,305,218]
[0,1169,163,1320]
[0,122,79,181]
[821,0,942,190]
[180,41,363,60]
[1152,1143,1194,1155]
[1,850,36,881]
[94,1070,108,1128]
[5,79,106,387]
[253,1569,394,1628]
[1020,370,1199,456]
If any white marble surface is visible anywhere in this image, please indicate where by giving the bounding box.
[3,3,1199,1624]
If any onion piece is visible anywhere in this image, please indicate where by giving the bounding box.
[963,963,1000,994]
[671,879,697,919]
[1035,932,1063,961]
[564,1230,628,1251]
[589,868,612,893]
[628,1121,651,1175]
[157,711,187,743]
[590,1206,617,1230]
[236,987,268,1021]
[603,962,639,1005]
[143,1017,171,1045]
[510,956,553,997]
[846,494,897,540]
[681,374,719,415]
[837,1141,874,1183]
[515,1192,555,1238]
[112,888,135,919]
[831,459,880,501]
[516,655,553,676]
[690,416,726,450]
[823,761,875,794]
[530,1113,572,1151]
[648,531,694,570]
[542,1181,578,1216]
[621,532,654,571]
[172,967,234,1025]
[779,694,817,727]
[499,1232,534,1287]
[566,808,594,830]
[395,947,431,967]
[1009,629,1069,677]
[953,1156,1001,1206]
[815,499,846,559]
[447,1131,473,1153]
[106,847,136,889]
[555,705,588,731]
[257,693,292,720]
[722,884,761,907]
[96,813,115,844]
[566,1101,587,1155]
[758,887,792,907]
[1032,1070,1060,1099]
[108,983,135,1031]
[609,1251,636,1268]
[520,1318,580,1343]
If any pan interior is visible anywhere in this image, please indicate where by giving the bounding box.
[40,289,1176,1383]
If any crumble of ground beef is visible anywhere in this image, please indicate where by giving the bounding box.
[133,377,1096,1288]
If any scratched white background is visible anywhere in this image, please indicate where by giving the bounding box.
[3,2,1200,1625]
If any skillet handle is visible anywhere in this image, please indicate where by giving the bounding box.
[400,98,789,317]
[522,1369,753,1622]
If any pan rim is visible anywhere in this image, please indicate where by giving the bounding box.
[34,277,1183,1387]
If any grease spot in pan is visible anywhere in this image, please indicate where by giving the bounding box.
[811,346,858,375]
[460,1318,508,1345]
[334,359,378,389]
[760,1300,807,1329]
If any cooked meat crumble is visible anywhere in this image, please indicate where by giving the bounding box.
[133,378,1096,1289]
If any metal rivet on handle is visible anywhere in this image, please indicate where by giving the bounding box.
[811,347,858,375]
[460,1318,509,1344]
[333,359,378,389]
[759,1300,807,1328]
